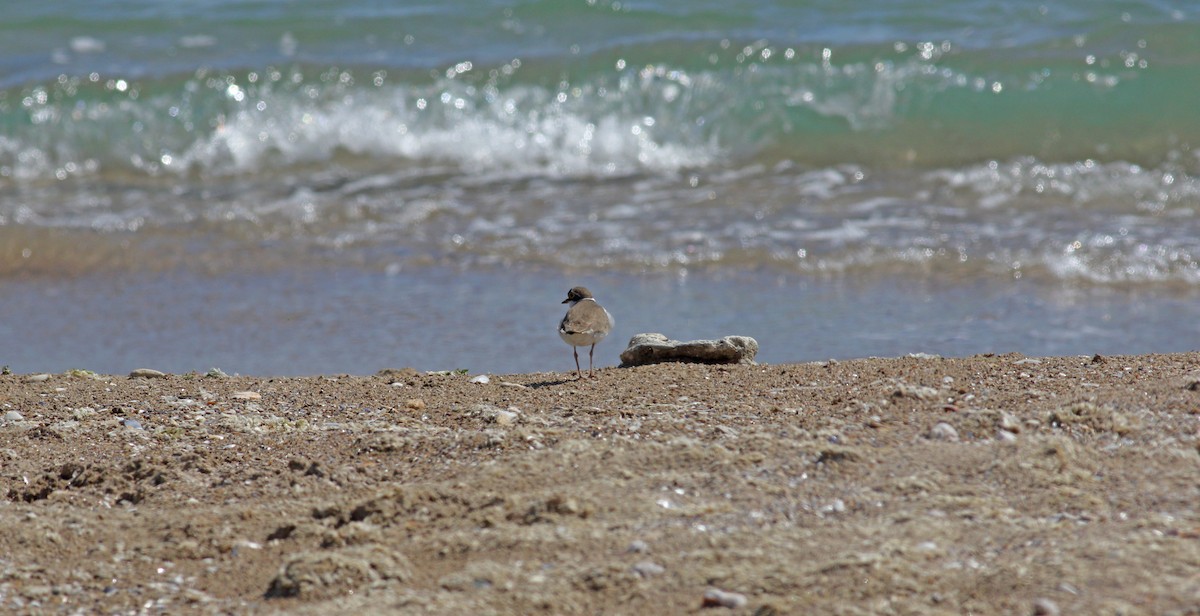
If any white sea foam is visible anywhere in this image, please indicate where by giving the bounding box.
[68,36,105,54]
[177,82,717,179]
[926,157,1199,214]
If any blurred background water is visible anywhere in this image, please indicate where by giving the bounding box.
[1,1,1197,374]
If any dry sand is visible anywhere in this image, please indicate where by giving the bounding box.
[2,353,1199,614]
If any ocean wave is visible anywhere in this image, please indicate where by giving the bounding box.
[2,46,1199,288]
[1,65,727,182]
[180,81,716,177]
[3,30,1197,185]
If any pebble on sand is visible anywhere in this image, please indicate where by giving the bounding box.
[470,404,519,426]
[928,422,959,441]
[121,419,144,430]
[632,561,665,578]
[1032,598,1060,616]
[129,369,167,379]
[701,587,748,609]
[469,374,491,384]
[230,391,262,400]
[24,374,52,383]
[493,409,518,426]
[3,410,24,422]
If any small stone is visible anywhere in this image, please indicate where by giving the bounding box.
[546,495,579,515]
[1057,582,1079,595]
[818,499,846,515]
[24,374,52,383]
[1032,598,1060,616]
[928,422,959,442]
[996,429,1018,443]
[230,391,261,400]
[632,561,665,578]
[702,587,748,609]
[129,368,167,379]
[405,399,426,411]
[619,333,758,366]
[469,374,490,384]
[894,383,940,400]
[499,381,527,389]
[3,410,24,422]
[627,540,649,553]
[121,419,144,430]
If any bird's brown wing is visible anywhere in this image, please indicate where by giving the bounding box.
[560,301,611,335]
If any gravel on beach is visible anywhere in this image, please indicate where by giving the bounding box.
[1,353,1199,613]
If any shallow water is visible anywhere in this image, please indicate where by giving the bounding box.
[1,267,1196,375]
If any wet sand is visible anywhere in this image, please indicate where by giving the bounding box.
[1,353,1199,614]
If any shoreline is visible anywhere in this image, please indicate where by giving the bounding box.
[2,352,1198,613]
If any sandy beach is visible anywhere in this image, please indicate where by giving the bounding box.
[5,3,1200,613]
[1,352,1198,614]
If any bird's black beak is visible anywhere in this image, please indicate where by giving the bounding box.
[561,298,570,304]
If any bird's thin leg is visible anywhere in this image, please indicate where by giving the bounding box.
[589,344,596,377]
[573,347,582,378]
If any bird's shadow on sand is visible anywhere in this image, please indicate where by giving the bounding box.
[526,377,582,388]
[526,369,624,388]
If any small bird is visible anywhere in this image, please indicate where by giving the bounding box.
[558,286,614,378]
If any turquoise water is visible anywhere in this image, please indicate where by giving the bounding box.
[0,1,1197,373]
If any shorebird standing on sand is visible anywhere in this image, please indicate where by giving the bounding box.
[558,286,614,378]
